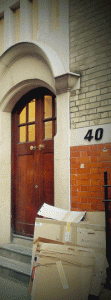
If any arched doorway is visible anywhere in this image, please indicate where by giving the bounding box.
[0,42,73,244]
[12,87,56,237]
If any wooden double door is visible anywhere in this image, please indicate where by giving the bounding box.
[12,88,55,237]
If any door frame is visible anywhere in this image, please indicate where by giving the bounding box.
[11,87,55,236]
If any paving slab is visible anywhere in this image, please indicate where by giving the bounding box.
[0,276,31,300]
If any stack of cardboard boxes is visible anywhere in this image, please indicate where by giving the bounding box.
[30,204,106,300]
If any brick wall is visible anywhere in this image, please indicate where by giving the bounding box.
[70,143,111,211]
[69,0,111,129]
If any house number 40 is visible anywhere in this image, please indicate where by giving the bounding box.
[84,128,103,142]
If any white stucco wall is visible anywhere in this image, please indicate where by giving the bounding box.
[54,91,70,210]
[0,112,11,244]
[0,0,69,75]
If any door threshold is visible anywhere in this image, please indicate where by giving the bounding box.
[12,234,33,241]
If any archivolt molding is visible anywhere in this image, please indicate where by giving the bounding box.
[0,42,57,111]
[0,42,53,76]
[1,79,56,113]
[0,42,80,112]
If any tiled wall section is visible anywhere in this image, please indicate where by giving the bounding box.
[69,0,111,129]
[70,143,111,211]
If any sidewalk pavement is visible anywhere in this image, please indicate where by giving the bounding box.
[0,275,111,300]
[0,276,31,300]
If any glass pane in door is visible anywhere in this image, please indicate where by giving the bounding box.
[28,99,35,122]
[19,106,26,124]
[20,126,26,143]
[45,121,52,139]
[28,124,35,141]
[44,96,52,118]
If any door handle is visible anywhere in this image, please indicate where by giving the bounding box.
[39,144,45,151]
[35,185,38,189]
[30,145,36,151]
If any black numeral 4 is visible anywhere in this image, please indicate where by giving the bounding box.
[84,129,93,141]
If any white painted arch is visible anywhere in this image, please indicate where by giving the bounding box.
[0,42,58,112]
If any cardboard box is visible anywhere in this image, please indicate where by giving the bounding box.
[33,213,106,253]
[31,205,106,298]
[77,212,106,250]
[32,210,106,279]
[29,237,64,295]
[33,203,86,255]
[31,243,94,300]
[34,217,77,243]
[31,240,106,297]
[37,203,86,223]
[32,205,106,300]
[36,205,106,251]
[32,218,76,269]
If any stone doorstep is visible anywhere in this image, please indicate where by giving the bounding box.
[12,234,33,248]
[0,245,32,265]
[0,243,32,257]
[0,237,33,282]
[0,256,31,276]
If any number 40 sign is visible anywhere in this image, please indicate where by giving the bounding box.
[84,128,103,142]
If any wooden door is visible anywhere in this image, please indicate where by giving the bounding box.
[11,88,56,237]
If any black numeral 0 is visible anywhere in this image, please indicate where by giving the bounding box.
[95,128,103,141]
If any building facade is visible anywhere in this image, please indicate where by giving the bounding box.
[0,0,111,243]
[70,0,111,211]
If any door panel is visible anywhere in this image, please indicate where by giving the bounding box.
[17,154,37,236]
[12,88,55,237]
[17,155,33,231]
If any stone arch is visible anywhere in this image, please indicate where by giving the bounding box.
[0,42,56,112]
